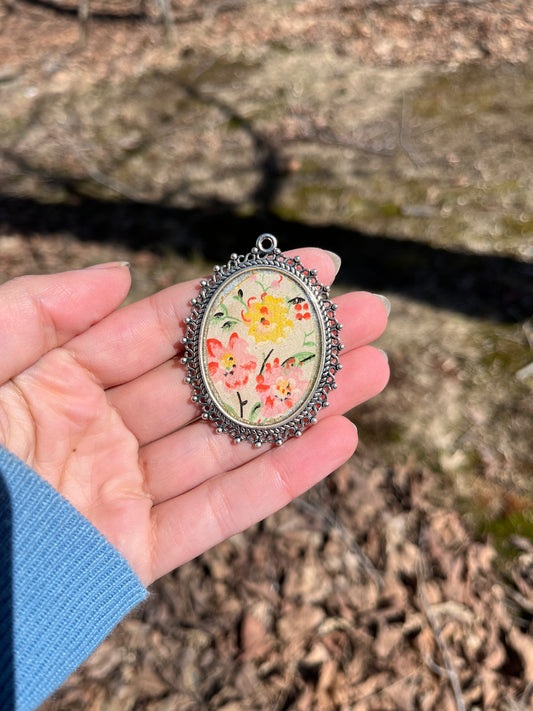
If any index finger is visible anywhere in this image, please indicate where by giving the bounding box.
[0,264,131,386]
[66,248,340,389]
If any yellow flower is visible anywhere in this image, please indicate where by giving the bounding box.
[243,294,294,343]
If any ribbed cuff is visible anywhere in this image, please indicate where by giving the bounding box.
[0,446,148,711]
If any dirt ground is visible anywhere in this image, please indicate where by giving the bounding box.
[1,1,533,709]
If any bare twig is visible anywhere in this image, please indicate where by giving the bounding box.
[417,559,466,711]
[78,0,89,44]
[331,0,523,14]
[351,668,423,705]
[283,115,398,156]
[73,149,143,201]
[154,0,175,42]
[399,94,425,168]
[516,362,533,381]
[294,497,383,589]
[201,0,244,21]
[522,317,533,349]
[503,681,533,711]
[54,113,148,201]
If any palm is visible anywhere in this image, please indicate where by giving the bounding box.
[0,347,153,583]
[0,252,389,586]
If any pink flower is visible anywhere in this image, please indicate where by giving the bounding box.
[207,332,257,391]
[255,357,309,419]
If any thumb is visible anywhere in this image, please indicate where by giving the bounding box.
[0,262,131,386]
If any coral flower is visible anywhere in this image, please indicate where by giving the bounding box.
[207,332,257,391]
[243,293,293,344]
[256,358,309,419]
[294,302,312,320]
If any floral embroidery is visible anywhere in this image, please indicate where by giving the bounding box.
[207,332,257,391]
[256,358,309,419]
[242,293,294,344]
[294,302,311,320]
[203,268,321,425]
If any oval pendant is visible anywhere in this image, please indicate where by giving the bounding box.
[182,235,343,446]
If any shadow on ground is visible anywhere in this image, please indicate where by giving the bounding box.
[1,194,531,323]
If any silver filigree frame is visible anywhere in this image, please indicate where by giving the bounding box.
[181,234,344,447]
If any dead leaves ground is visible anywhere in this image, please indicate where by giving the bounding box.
[41,460,533,711]
[1,2,532,709]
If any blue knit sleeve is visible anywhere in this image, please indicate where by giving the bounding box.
[0,446,148,711]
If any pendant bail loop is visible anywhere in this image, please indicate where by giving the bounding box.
[256,233,278,254]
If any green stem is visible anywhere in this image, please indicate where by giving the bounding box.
[259,348,274,376]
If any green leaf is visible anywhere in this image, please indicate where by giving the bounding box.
[249,402,262,422]
[302,328,316,348]
[282,351,316,367]
[225,403,238,418]
[233,296,245,307]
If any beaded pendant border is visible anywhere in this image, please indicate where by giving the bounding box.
[181,234,343,447]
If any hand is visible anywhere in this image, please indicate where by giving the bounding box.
[0,251,389,586]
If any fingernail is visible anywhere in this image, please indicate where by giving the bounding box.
[324,250,342,277]
[86,261,130,270]
[378,348,389,363]
[373,293,391,316]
